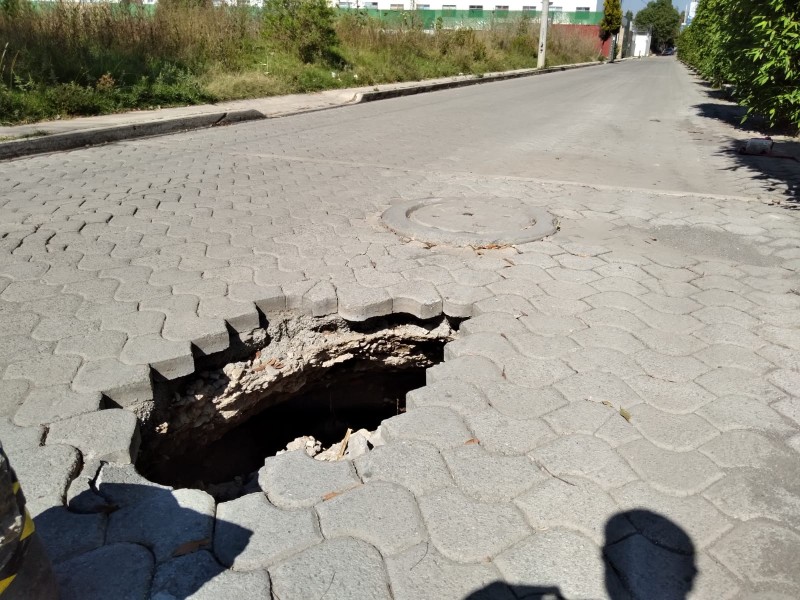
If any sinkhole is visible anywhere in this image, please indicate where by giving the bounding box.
[137,313,456,501]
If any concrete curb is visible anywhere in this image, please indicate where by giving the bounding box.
[0,109,265,161]
[0,61,606,160]
[357,60,603,102]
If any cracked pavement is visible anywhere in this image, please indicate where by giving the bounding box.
[1,59,799,599]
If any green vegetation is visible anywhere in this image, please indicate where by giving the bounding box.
[634,0,680,52]
[0,0,602,124]
[599,0,621,61]
[678,0,800,130]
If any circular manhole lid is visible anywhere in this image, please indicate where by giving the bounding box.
[382,197,557,247]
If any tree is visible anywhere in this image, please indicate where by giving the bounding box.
[599,0,622,42]
[634,0,680,52]
[599,0,622,61]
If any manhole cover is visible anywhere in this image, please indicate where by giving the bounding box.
[382,197,557,246]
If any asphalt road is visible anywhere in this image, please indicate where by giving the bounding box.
[186,57,758,197]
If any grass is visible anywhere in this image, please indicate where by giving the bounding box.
[0,1,603,124]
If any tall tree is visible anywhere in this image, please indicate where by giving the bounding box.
[599,0,622,41]
[634,0,680,52]
[599,0,622,60]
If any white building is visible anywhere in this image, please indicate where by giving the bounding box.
[341,1,603,12]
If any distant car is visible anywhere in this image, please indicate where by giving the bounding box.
[661,48,676,56]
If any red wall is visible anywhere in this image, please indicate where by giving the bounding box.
[553,24,612,56]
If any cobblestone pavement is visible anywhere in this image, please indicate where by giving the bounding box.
[1,59,800,599]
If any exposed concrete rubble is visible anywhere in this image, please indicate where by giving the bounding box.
[149,314,455,458]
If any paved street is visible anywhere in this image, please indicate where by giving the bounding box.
[1,58,799,598]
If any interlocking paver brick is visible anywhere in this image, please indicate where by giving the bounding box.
[107,488,214,563]
[215,492,321,570]
[35,506,107,565]
[709,520,800,592]
[355,439,453,496]
[72,358,152,406]
[406,379,489,416]
[518,313,585,336]
[495,530,608,599]
[120,334,193,379]
[463,408,556,455]
[418,486,528,563]
[442,444,546,502]
[270,537,391,600]
[484,381,567,419]
[699,430,796,470]
[629,403,719,451]
[13,443,81,516]
[388,279,441,319]
[530,434,637,490]
[258,449,359,508]
[634,349,709,383]
[151,551,271,600]
[626,376,716,414]
[571,325,644,354]
[54,542,154,600]
[387,543,511,600]
[3,353,81,386]
[382,406,474,450]
[515,476,632,545]
[696,367,785,402]
[444,332,516,365]
[14,385,102,427]
[612,481,731,550]
[316,481,425,555]
[47,408,140,463]
[618,438,723,496]
[426,354,503,387]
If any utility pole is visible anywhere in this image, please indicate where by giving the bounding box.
[537,0,550,68]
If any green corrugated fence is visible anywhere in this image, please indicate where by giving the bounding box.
[337,8,603,29]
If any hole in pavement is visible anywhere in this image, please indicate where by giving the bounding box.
[138,313,455,501]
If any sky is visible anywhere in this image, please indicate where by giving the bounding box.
[622,0,685,17]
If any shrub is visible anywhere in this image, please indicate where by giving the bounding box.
[678,0,800,130]
[263,0,338,64]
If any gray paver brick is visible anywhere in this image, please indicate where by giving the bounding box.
[699,430,796,470]
[258,449,360,508]
[515,476,633,545]
[465,408,556,455]
[120,334,194,379]
[316,480,426,555]
[612,481,731,550]
[72,358,152,405]
[618,438,723,496]
[14,385,102,427]
[571,325,644,354]
[406,379,488,416]
[627,376,716,414]
[697,395,797,435]
[55,330,128,361]
[442,444,546,502]
[354,439,453,496]
[13,443,81,516]
[46,408,140,463]
[151,551,271,600]
[494,530,608,599]
[555,371,642,408]
[215,492,321,570]
[484,381,567,419]
[269,537,391,600]
[0,416,45,451]
[418,486,529,563]
[530,434,637,490]
[3,354,82,386]
[382,406,474,450]
[54,542,154,600]
[629,403,720,452]
[696,367,785,402]
[35,506,107,564]
[387,543,511,600]
[107,488,214,563]
[336,283,392,321]
[710,520,800,591]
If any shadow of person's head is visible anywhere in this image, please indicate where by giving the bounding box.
[604,509,697,600]
[463,509,697,600]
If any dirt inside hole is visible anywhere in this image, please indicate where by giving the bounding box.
[144,363,425,495]
[137,313,454,501]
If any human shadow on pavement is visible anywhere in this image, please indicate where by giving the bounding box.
[463,510,697,600]
[34,481,257,600]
